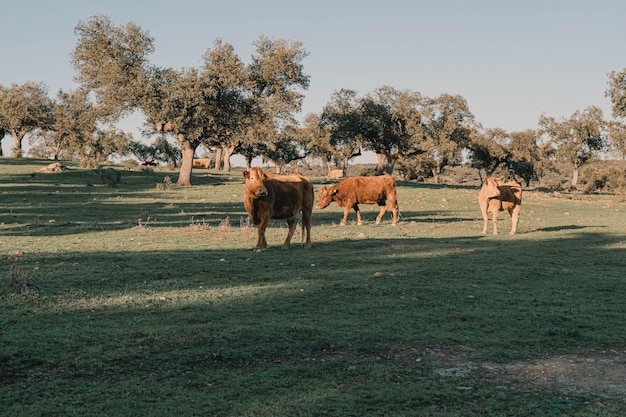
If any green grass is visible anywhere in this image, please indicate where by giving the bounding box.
[1,157,626,416]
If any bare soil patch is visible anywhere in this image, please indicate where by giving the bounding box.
[427,348,626,401]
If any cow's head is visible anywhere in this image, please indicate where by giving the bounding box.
[482,177,502,199]
[243,167,269,197]
[317,186,338,208]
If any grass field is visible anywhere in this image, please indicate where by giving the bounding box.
[1,158,626,416]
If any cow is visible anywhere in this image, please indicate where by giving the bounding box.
[478,177,523,235]
[243,167,314,252]
[317,175,399,226]
[328,169,344,179]
[193,158,212,169]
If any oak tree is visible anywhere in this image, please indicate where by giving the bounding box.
[539,106,607,188]
[421,94,475,183]
[0,82,54,157]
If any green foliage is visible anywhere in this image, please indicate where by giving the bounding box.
[0,82,54,157]
[2,147,626,415]
[582,165,626,193]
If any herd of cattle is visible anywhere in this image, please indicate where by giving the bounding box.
[242,167,523,252]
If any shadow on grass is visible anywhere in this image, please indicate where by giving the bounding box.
[3,230,626,415]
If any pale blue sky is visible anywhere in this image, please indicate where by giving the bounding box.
[2,0,625,156]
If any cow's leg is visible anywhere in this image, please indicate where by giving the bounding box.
[302,209,312,248]
[481,206,489,234]
[491,210,499,235]
[353,204,363,225]
[340,204,352,225]
[375,203,388,224]
[388,193,399,225]
[254,218,269,252]
[509,207,520,235]
[390,202,399,226]
[282,218,297,249]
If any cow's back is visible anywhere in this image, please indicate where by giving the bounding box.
[268,175,313,219]
[347,175,395,204]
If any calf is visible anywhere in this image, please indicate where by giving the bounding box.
[317,175,399,225]
[478,177,522,235]
[243,167,314,251]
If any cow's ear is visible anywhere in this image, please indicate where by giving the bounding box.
[243,171,249,179]
[265,172,274,179]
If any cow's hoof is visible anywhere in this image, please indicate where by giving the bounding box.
[253,247,267,252]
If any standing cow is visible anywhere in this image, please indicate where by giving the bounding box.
[317,175,399,225]
[243,167,314,251]
[478,177,523,235]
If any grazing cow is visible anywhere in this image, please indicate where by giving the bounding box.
[193,158,212,169]
[317,175,399,225]
[243,167,314,252]
[478,177,523,235]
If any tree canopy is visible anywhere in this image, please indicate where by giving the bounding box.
[71,15,309,185]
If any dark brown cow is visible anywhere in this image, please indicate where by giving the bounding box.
[478,177,523,235]
[317,175,399,225]
[243,167,314,251]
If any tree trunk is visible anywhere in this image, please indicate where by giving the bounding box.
[571,165,580,188]
[432,165,442,184]
[222,145,235,172]
[176,134,196,186]
[376,153,385,174]
[12,132,24,158]
[213,148,222,170]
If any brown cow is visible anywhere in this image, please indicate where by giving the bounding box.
[193,158,212,169]
[243,167,314,251]
[317,175,399,225]
[328,169,344,179]
[478,177,523,235]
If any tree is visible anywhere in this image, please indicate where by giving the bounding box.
[299,112,336,173]
[127,136,181,166]
[507,129,543,187]
[539,106,607,188]
[0,127,6,156]
[77,128,132,167]
[467,128,510,181]
[30,88,99,160]
[240,36,310,172]
[72,15,154,117]
[359,86,424,174]
[0,82,54,157]
[607,120,626,160]
[319,89,363,172]
[73,16,207,184]
[421,94,475,184]
[606,69,626,118]
[72,16,309,185]
[198,39,251,172]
